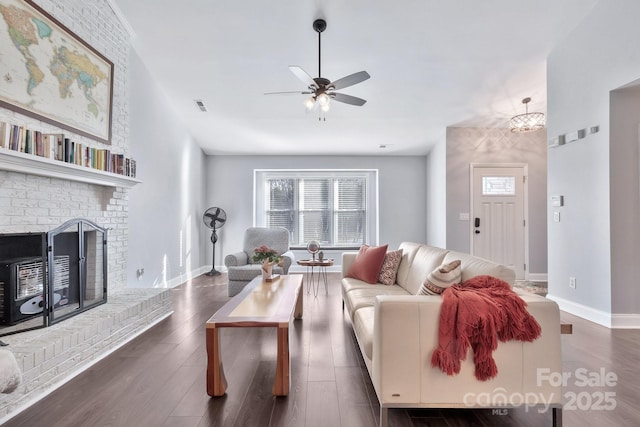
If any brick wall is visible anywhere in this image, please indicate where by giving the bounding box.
[0,0,132,290]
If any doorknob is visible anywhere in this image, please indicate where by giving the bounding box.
[475,230,480,234]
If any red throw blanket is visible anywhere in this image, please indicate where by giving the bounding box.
[431,275,541,381]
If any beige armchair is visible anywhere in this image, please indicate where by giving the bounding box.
[224,227,295,297]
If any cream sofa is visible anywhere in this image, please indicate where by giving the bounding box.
[341,242,563,427]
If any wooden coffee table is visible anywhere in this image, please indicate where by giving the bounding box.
[205,274,303,397]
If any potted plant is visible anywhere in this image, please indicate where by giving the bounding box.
[252,245,283,280]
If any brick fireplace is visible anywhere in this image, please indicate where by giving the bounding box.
[0,1,174,420]
[0,218,108,335]
[0,173,173,421]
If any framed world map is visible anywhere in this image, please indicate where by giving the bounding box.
[0,0,113,144]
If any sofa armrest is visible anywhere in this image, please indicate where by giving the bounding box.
[372,295,439,405]
[224,251,248,267]
[371,294,563,407]
[342,252,358,276]
[280,250,295,273]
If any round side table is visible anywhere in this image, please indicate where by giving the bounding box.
[296,259,334,297]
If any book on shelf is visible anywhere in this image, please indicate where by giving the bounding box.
[0,122,11,149]
[17,126,25,152]
[1,121,138,178]
[63,137,71,163]
[43,133,63,160]
[24,129,32,154]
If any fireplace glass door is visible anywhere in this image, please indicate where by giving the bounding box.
[48,218,107,325]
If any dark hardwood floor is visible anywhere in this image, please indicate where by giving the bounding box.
[5,273,639,427]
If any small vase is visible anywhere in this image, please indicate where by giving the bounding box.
[261,262,273,280]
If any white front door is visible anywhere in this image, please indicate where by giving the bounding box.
[471,165,526,279]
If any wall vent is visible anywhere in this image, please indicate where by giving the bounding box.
[195,100,207,112]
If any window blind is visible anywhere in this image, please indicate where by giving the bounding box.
[255,170,377,247]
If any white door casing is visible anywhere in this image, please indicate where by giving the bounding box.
[470,164,528,280]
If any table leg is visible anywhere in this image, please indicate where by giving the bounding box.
[206,327,227,396]
[295,280,303,319]
[312,266,319,297]
[321,266,328,295]
[273,324,290,396]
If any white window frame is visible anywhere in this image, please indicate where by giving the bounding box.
[254,169,379,248]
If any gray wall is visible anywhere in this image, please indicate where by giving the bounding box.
[127,51,208,287]
[446,127,548,276]
[426,139,447,248]
[547,0,640,320]
[206,155,427,268]
[610,87,640,314]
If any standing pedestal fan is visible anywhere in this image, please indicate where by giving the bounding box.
[203,207,227,276]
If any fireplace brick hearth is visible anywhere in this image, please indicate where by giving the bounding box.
[0,287,172,421]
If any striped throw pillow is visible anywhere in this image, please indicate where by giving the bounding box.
[418,260,462,295]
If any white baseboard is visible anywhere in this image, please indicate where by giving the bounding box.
[546,294,640,329]
[165,265,214,288]
[527,273,548,282]
[611,314,640,329]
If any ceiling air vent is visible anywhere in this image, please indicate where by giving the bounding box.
[195,100,207,112]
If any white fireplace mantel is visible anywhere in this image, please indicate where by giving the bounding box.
[0,148,141,188]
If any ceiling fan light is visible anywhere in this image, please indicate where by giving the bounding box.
[321,102,330,112]
[317,93,330,106]
[304,97,316,110]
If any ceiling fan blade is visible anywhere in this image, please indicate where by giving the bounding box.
[264,91,313,95]
[330,71,370,90]
[332,92,367,106]
[289,66,319,89]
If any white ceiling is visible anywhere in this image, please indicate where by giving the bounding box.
[111,0,598,156]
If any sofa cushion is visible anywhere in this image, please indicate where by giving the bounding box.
[378,249,403,285]
[395,242,422,287]
[342,277,380,294]
[343,284,409,316]
[418,260,462,295]
[443,251,516,285]
[345,244,388,284]
[399,245,449,295]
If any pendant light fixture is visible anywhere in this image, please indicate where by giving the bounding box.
[509,97,545,133]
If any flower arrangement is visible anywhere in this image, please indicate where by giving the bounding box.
[252,245,282,265]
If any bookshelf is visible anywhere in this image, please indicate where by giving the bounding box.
[0,147,142,188]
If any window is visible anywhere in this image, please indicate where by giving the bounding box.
[482,176,516,196]
[254,170,378,248]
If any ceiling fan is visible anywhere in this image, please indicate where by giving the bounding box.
[266,19,370,115]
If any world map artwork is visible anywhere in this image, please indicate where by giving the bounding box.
[0,0,112,143]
